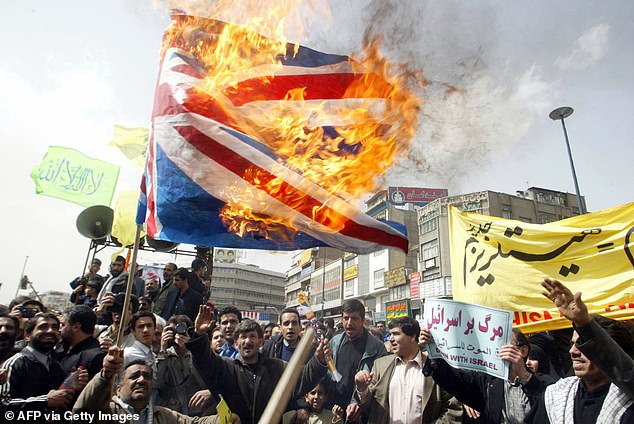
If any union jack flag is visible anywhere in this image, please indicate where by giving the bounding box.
[136,12,408,253]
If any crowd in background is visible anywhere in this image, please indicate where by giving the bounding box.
[0,256,632,424]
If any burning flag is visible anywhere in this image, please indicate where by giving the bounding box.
[136,11,419,253]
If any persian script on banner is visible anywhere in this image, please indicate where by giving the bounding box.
[449,203,634,332]
[135,12,414,253]
[424,299,512,379]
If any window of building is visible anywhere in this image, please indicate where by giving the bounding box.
[519,216,533,223]
[502,204,512,219]
[374,268,385,288]
[344,278,355,297]
[422,240,439,269]
[389,284,409,300]
[373,249,385,257]
[419,215,438,234]
[538,212,557,224]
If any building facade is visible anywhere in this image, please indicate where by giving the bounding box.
[209,262,285,322]
[413,187,585,303]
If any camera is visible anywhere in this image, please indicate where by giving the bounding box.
[174,322,189,335]
[18,306,35,319]
[165,322,194,348]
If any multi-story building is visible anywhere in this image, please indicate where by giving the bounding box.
[40,291,72,312]
[209,262,286,322]
[413,187,585,307]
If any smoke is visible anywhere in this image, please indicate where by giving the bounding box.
[158,0,557,193]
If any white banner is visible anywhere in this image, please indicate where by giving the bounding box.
[424,299,513,379]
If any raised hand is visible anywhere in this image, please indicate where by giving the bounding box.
[498,344,531,381]
[194,304,215,336]
[419,328,434,345]
[541,277,591,325]
[314,338,331,365]
[102,346,124,380]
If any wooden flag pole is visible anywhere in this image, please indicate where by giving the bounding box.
[258,326,315,424]
[116,225,143,347]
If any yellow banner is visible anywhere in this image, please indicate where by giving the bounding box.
[449,203,634,332]
[109,125,148,170]
[111,190,145,248]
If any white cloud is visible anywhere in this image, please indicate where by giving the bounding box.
[555,23,610,70]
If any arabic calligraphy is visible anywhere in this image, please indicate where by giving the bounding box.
[425,299,513,379]
[462,226,603,288]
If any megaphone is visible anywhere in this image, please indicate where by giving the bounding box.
[76,205,114,241]
[145,235,179,253]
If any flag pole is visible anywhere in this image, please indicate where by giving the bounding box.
[258,326,315,424]
[116,225,143,347]
[14,255,29,298]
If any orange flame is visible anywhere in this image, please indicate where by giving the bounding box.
[163,7,421,241]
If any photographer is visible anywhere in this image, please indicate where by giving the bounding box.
[69,258,104,292]
[156,315,217,416]
[70,279,99,308]
[8,298,45,351]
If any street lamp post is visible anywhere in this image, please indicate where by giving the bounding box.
[549,106,585,214]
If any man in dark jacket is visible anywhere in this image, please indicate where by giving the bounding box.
[163,268,203,322]
[421,327,555,423]
[261,307,303,362]
[324,299,387,422]
[187,305,330,424]
[56,305,104,378]
[154,262,177,319]
[0,313,88,412]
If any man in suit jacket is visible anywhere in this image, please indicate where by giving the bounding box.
[355,316,462,424]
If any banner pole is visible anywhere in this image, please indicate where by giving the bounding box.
[14,255,29,298]
[258,327,315,424]
[116,225,143,347]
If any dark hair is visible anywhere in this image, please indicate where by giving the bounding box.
[376,320,386,326]
[130,311,156,330]
[528,344,551,375]
[165,262,177,271]
[24,312,60,334]
[220,306,242,322]
[593,315,634,356]
[279,307,300,324]
[512,328,529,348]
[264,322,276,331]
[92,258,102,266]
[9,295,33,311]
[64,305,97,335]
[113,256,126,264]
[342,299,365,317]
[124,359,154,375]
[139,296,153,304]
[388,316,420,340]
[167,315,193,327]
[191,258,207,272]
[173,268,190,281]
[368,326,383,341]
[0,314,19,332]
[235,319,263,338]
[324,317,334,328]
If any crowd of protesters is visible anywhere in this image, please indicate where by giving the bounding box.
[0,256,633,424]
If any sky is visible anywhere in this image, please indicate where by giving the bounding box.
[0,1,632,304]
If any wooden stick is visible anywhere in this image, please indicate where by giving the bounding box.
[116,225,142,346]
[258,327,315,424]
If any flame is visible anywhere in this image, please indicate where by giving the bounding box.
[163,4,421,241]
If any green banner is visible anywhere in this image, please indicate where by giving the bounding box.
[30,146,120,207]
